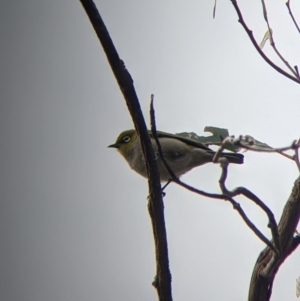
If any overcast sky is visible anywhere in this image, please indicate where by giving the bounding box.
[1,1,300,300]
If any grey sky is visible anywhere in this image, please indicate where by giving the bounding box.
[1,1,300,300]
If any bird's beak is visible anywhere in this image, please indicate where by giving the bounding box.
[108,143,120,149]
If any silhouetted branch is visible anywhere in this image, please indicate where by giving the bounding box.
[216,133,300,301]
[260,0,299,78]
[219,160,279,253]
[150,97,228,200]
[286,0,300,33]
[230,196,276,250]
[231,187,280,250]
[230,0,300,84]
[248,175,300,301]
[79,2,172,300]
[151,99,279,252]
[220,135,300,168]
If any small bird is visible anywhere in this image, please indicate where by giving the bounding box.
[108,130,244,182]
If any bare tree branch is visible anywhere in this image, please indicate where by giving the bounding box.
[223,135,300,168]
[151,100,279,252]
[150,98,229,200]
[79,3,300,301]
[248,175,300,301]
[79,1,172,300]
[219,160,279,253]
[230,0,300,84]
[231,187,280,250]
[286,0,300,34]
[229,196,276,250]
[260,0,299,78]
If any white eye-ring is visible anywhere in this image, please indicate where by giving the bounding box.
[123,136,130,143]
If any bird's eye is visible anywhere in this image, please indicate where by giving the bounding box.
[123,136,130,143]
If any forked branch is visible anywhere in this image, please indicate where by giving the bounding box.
[217,135,300,172]
[219,159,280,253]
[230,0,300,84]
[248,176,300,301]
[150,99,279,253]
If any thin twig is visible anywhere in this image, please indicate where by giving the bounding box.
[151,100,279,252]
[260,0,299,78]
[219,162,279,253]
[232,136,299,162]
[150,96,179,183]
[228,196,277,251]
[295,65,300,78]
[241,144,294,153]
[286,0,300,34]
[174,178,227,199]
[294,138,300,171]
[221,136,296,153]
[272,44,299,79]
[220,160,280,251]
[219,158,230,194]
[274,150,294,161]
[213,0,217,19]
[230,0,300,84]
[231,187,280,252]
[212,140,227,163]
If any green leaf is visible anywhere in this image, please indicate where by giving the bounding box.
[176,126,239,152]
[174,127,273,153]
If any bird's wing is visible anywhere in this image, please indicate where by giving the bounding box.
[151,136,192,161]
[149,130,212,151]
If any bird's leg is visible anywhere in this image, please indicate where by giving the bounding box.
[161,179,172,195]
[146,180,172,200]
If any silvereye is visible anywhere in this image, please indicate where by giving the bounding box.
[109,130,243,182]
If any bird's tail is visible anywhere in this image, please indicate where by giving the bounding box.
[221,152,244,164]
